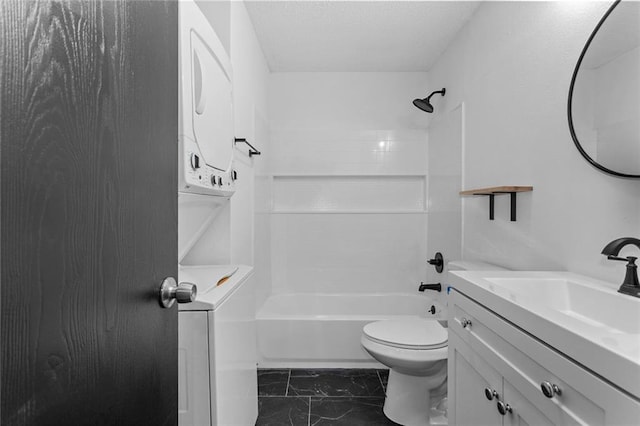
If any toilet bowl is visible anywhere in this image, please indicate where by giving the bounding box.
[361,318,448,426]
[361,260,507,426]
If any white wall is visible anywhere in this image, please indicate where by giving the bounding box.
[227,2,271,309]
[427,1,640,283]
[229,1,269,267]
[268,72,432,294]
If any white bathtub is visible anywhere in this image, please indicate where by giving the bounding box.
[256,293,443,369]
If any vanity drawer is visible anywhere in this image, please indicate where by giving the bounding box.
[449,289,640,425]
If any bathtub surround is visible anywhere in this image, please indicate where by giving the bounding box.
[267,72,430,298]
[253,72,448,368]
[256,369,398,426]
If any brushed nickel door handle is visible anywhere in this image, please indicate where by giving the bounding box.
[159,277,197,308]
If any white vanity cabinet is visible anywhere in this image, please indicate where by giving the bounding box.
[448,289,640,425]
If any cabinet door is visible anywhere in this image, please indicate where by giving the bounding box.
[503,380,554,426]
[449,331,502,426]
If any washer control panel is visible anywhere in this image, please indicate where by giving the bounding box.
[180,136,235,196]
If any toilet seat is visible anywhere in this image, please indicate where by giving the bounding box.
[360,318,449,424]
[363,318,447,350]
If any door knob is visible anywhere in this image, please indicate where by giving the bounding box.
[159,277,197,308]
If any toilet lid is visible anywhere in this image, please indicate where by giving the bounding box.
[363,318,448,350]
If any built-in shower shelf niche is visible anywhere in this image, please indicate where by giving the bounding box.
[272,174,427,213]
[460,186,533,221]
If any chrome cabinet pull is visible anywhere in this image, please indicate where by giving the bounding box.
[497,400,512,415]
[540,381,562,398]
[484,388,498,401]
[461,317,472,328]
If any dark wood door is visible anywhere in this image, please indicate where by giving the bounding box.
[1,1,178,425]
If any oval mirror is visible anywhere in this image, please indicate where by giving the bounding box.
[568,0,640,178]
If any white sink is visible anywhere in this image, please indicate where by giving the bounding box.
[484,276,640,334]
[448,270,640,399]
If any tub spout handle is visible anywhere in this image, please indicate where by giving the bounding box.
[419,282,442,292]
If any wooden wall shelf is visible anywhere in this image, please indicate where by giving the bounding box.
[460,186,533,221]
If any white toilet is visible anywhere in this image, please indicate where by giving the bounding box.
[361,260,506,426]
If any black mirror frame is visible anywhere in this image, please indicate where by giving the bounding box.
[567,0,640,179]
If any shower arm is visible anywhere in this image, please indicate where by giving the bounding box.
[427,89,446,102]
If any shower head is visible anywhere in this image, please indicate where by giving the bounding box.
[413,88,446,113]
[413,98,434,113]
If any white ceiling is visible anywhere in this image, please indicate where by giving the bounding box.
[244,1,482,72]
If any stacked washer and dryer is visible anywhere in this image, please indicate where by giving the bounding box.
[177,2,257,426]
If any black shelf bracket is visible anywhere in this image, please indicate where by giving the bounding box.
[489,194,495,220]
[234,138,261,157]
[480,192,519,221]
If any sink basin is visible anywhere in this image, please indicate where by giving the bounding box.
[484,277,640,334]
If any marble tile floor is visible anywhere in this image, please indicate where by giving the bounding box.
[255,368,399,426]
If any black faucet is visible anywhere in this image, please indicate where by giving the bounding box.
[602,237,640,298]
[418,282,442,292]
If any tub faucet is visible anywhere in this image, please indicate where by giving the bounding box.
[419,282,442,292]
[602,237,640,298]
